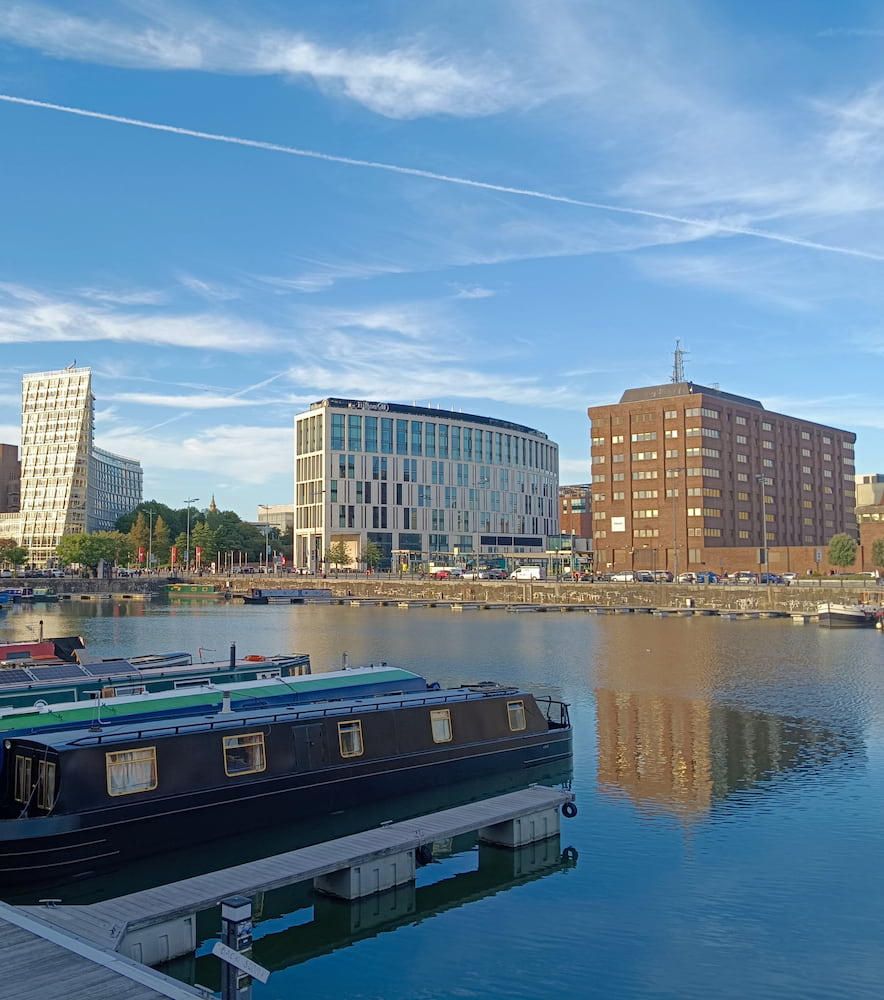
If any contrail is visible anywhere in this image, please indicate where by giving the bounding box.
[1,92,883,263]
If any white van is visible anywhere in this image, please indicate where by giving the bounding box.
[510,566,546,581]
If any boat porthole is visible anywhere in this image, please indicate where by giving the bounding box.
[561,801,578,819]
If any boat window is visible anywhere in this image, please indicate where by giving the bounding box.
[223,733,266,776]
[115,685,146,697]
[507,700,527,731]
[106,747,158,796]
[430,708,453,743]
[37,760,56,810]
[257,669,282,680]
[338,720,364,758]
[174,678,209,689]
[13,755,32,803]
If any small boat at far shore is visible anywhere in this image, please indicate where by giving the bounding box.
[817,602,881,627]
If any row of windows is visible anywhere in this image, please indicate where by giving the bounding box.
[325,414,555,472]
[100,702,530,795]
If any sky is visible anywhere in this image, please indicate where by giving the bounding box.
[2,1,884,520]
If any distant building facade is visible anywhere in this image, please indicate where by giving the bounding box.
[559,484,592,538]
[256,503,294,535]
[0,444,20,514]
[293,398,559,572]
[588,381,857,577]
[13,368,142,564]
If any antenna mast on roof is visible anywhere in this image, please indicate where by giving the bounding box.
[671,340,687,383]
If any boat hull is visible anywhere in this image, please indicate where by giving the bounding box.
[0,728,572,884]
[817,603,878,627]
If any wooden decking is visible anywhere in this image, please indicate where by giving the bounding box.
[0,901,207,999]
[29,785,574,953]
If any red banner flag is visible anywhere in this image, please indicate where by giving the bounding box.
[138,547,145,564]
[171,546,178,565]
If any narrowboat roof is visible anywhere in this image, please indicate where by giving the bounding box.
[0,664,430,733]
[16,680,525,750]
[0,651,310,694]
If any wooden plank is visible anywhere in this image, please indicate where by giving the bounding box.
[0,904,207,999]
[30,786,573,947]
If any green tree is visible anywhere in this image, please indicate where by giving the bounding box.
[152,516,171,568]
[0,542,28,574]
[325,540,348,572]
[56,532,133,571]
[191,522,217,569]
[828,533,857,585]
[127,512,150,567]
[872,537,884,577]
[363,541,383,571]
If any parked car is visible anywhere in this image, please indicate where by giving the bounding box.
[759,573,783,584]
[634,571,654,583]
[462,570,489,580]
[485,568,509,580]
[732,571,758,584]
[652,570,673,582]
[610,571,637,582]
[782,572,798,582]
[677,572,696,584]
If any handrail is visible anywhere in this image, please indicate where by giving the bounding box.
[64,689,571,746]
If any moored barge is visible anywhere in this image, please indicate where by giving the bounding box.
[0,674,571,883]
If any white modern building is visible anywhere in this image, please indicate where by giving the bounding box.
[10,367,142,565]
[293,398,559,572]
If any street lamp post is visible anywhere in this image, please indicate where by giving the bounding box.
[258,505,272,573]
[184,497,199,574]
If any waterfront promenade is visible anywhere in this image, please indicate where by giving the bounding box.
[49,573,884,617]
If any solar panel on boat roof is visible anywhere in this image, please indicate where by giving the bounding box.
[82,659,136,676]
[0,669,39,686]
[28,664,85,680]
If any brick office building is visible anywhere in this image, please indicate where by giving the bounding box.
[588,381,857,578]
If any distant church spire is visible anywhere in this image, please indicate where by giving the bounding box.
[671,339,687,383]
[209,495,217,513]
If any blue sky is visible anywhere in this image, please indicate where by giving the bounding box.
[2,1,884,519]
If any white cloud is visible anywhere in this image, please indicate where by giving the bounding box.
[452,285,496,299]
[0,3,520,118]
[0,284,279,351]
[100,423,295,484]
[176,273,241,302]
[105,392,261,409]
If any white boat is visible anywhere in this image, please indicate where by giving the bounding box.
[817,602,880,628]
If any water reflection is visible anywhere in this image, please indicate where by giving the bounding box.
[161,834,575,988]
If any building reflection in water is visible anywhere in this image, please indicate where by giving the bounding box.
[592,623,862,821]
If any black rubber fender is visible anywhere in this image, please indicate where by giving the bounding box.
[415,844,434,866]
[561,846,579,863]
[561,800,578,819]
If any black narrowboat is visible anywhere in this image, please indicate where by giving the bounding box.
[0,678,571,883]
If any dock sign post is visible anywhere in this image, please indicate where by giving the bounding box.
[216,895,270,998]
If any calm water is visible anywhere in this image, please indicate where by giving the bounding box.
[4,598,883,999]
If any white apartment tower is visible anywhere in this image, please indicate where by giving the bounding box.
[294,398,559,572]
[18,367,142,564]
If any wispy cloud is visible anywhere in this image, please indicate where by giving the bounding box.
[452,285,496,299]
[0,3,519,118]
[106,392,260,409]
[176,273,240,302]
[0,283,278,350]
[99,423,296,484]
